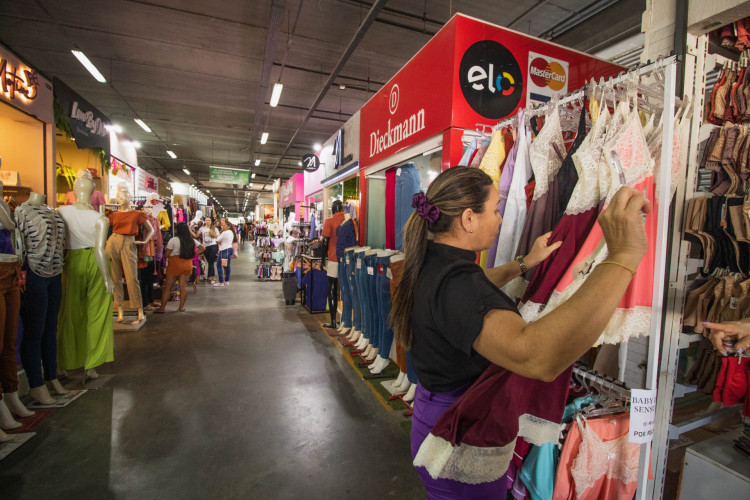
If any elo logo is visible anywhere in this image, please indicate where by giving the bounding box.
[389,84,399,115]
[459,40,523,119]
[529,57,566,91]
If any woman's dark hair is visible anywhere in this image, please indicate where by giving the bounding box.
[390,166,493,349]
[174,222,196,260]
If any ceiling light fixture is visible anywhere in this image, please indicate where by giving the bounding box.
[183,168,190,175]
[339,83,346,90]
[313,143,321,152]
[251,173,256,179]
[106,124,122,133]
[167,150,177,159]
[254,159,261,166]
[297,161,302,166]
[270,82,283,107]
[71,50,106,83]
[260,132,269,144]
[134,118,152,133]
[132,141,141,148]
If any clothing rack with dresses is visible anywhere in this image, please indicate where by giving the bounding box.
[493,55,680,499]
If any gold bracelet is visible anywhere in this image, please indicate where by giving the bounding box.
[600,260,636,277]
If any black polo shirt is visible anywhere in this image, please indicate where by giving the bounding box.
[411,242,519,392]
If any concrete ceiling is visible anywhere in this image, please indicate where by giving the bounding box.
[0,0,643,212]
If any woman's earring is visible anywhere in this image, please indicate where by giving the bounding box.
[470,229,474,233]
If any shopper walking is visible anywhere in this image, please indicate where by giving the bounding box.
[213,219,235,287]
[198,217,219,283]
[390,166,649,497]
[154,222,204,313]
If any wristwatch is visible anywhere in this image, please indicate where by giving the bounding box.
[515,255,528,274]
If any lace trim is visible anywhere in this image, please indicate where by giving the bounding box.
[571,426,640,496]
[596,306,652,345]
[519,300,547,323]
[604,110,655,204]
[502,276,528,301]
[566,108,611,215]
[529,109,565,201]
[413,414,561,484]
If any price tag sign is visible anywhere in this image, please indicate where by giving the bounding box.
[356,259,362,269]
[367,266,374,275]
[628,389,657,443]
[386,267,393,280]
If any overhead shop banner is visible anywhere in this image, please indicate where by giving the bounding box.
[0,44,54,124]
[209,166,249,185]
[53,77,111,151]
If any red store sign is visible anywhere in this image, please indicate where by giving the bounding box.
[359,13,623,169]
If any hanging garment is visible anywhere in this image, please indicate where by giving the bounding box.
[479,130,507,187]
[458,137,480,166]
[494,112,532,269]
[15,203,66,278]
[470,137,493,169]
[487,129,519,267]
[394,164,421,251]
[385,167,397,249]
[57,248,114,371]
[389,257,408,375]
[533,105,659,344]
[0,262,21,396]
[335,218,357,259]
[552,414,639,500]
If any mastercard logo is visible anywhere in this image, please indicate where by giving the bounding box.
[529,57,566,91]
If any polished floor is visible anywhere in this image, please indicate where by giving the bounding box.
[1,246,425,499]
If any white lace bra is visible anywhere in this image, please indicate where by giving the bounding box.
[529,108,565,201]
[567,107,612,215]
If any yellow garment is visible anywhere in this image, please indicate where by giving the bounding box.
[479,249,488,270]
[478,130,506,189]
[157,210,171,231]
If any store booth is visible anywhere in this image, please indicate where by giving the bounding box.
[279,172,305,223]
[0,44,54,205]
[356,13,622,247]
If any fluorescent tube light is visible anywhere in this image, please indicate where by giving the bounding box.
[251,173,256,179]
[313,143,321,152]
[183,168,190,175]
[167,150,177,159]
[255,159,261,166]
[134,118,152,133]
[71,50,106,83]
[270,82,283,107]
[260,132,268,144]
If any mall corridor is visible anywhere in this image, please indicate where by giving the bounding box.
[0,247,425,499]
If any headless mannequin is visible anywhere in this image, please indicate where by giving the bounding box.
[283,212,296,270]
[322,208,349,329]
[108,187,154,322]
[16,192,69,405]
[0,181,33,441]
[355,249,380,352]
[367,249,399,371]
[345,246,370,343]
[58,173,115,380]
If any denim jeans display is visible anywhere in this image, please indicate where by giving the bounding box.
[20,267,61,388]
[346,250,360,330]
[363,253,378,348]
[338,259,352,328]
[375,255,395,357]
[354,252,370,339]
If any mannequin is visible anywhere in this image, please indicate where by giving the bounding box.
[344,246,370,344]
[106,184,154,322]
[16,192,69,405]
[321,201,346,329]
[148,193,170,232]
[334,213,356,335]
[354,248,379,352]
[283,212,296,270]
[191,209,203,226]
[367,249,399,374]
[57,170,115,381]
[0,179,33,440]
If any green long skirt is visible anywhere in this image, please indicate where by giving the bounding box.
[57,248,114,370]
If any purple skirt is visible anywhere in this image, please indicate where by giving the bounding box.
[411,382,508,499]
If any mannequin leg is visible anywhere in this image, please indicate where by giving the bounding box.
[82,251,114,372]
[29,385,56,405]
[365,347,378,361]
[86,368,99,379]
[323,277,338,328]
[403,383,417,402]
[369,355,390,374]
[0,427,12,443]
[393,371,406,388]
[0,399,20,429]
[3,392,33,418]
[20,268,50,394]
[120,237,143,315]
[48,378,69,395]
[156,275,178,312]
[106,235,126,317]
[178,273,189,311]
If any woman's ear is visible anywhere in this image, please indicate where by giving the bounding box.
[460,208,474,233]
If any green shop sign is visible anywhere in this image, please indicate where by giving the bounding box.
[209,166,249,185]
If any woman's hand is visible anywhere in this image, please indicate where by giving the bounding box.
[704,320,750,355]
[525,232,563,268]
[598,187,651,270]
